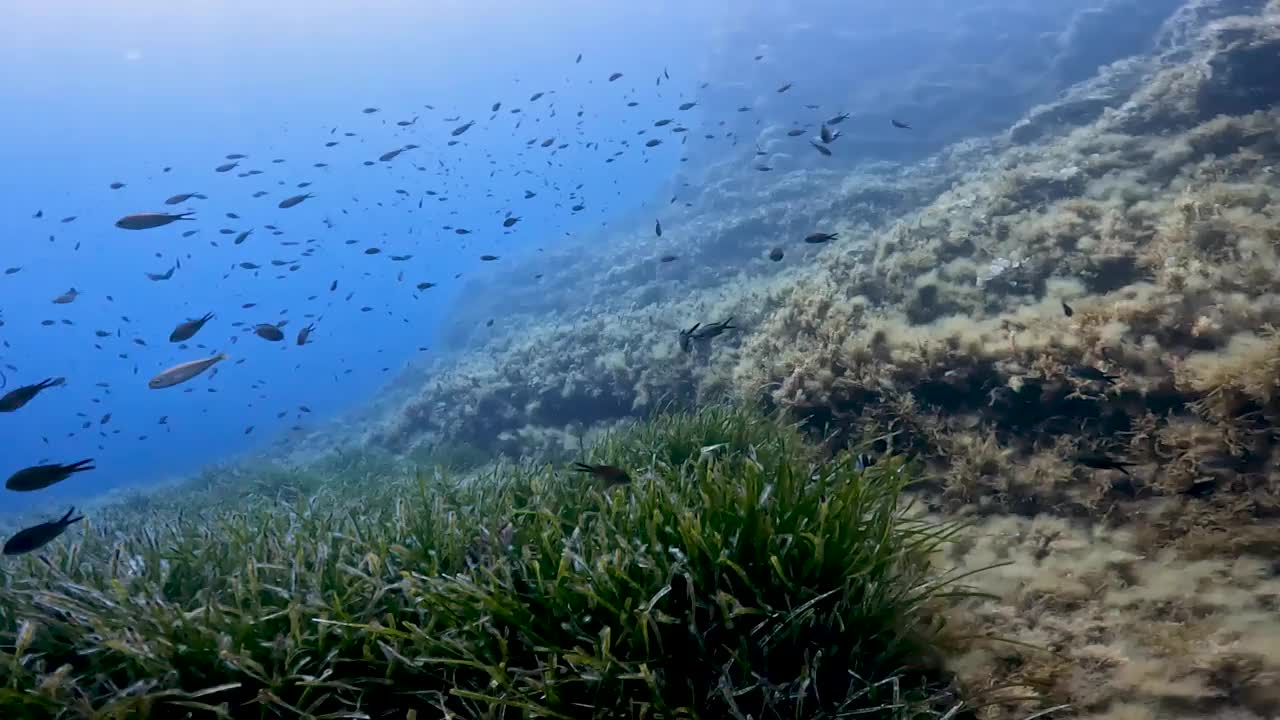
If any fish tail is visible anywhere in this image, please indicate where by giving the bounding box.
[176,212,196,221]
[572,462,594,473]
[70,459,95,473]
[59,506,83,524]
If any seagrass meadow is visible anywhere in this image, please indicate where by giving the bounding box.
[0,409,997,719]
[3,0,1280,718]
[343,0,1280,717]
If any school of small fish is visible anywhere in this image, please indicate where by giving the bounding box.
[2,50,922,555]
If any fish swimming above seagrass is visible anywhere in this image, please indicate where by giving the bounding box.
[5,459,95,491]
[3,507,84,555]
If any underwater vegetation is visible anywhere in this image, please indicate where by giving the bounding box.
[0,408,992,718]
[348,1,1280,717]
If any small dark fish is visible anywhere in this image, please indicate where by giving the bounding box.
[3,507,85,555]
[165,192,206,205]
[891,119,911,129]
[786,129,806,137]
[690,318,736,341]
[645,139,662,147]
[254,323,286,342]
[52,288,79,304]
[416,282,436,290]
[1062,301,1074,317]
[809,140,832,156]
[659,255,678,263]
[235,229,253,245]
[278,193,313,209]
[608,72,623,81]
[451,120,474,136]
[480,255,499,261]
[296,324,315,346]
[1075,451,1135,476]
[769,247,784,262]
[819,124,839,144]
[804,232,838,244]
[0,377,66,412]
[215,162,239,172]
[362,107,379,114]
[109,181,126,190]
[776,82,792,93]
[170,313,214,343]
[379,148,405,162]
[572,462,630,487]
[827,112,850,125]
[678,101,697,110]
[5,459,95,491]
[115,212,195,230]
[145,266,176,281]
[655,219,662,237]
[503,216,521,228]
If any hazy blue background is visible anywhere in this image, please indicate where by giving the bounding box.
[0,0,1172,517]
[0,0,723,514]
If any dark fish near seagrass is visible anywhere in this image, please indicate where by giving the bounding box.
[115,212,195,230]
[165,193,206,205]
[690,318,736,341]
[572,462,630,487]
[148,353,226,389]
[1070,366,1118,385]
[769,247,784,262]
[804,232,837,244]
[5,459,95,491]
[1061,301,1074,317]
[170,313,214,343]
[1075,451,1135,476]
[0,377,66,412]
[3,508,84,556]
[278,193,313,209]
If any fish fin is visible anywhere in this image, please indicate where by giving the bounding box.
[571,462,594,473]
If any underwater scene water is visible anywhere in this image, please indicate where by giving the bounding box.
[2,0,1279,717]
